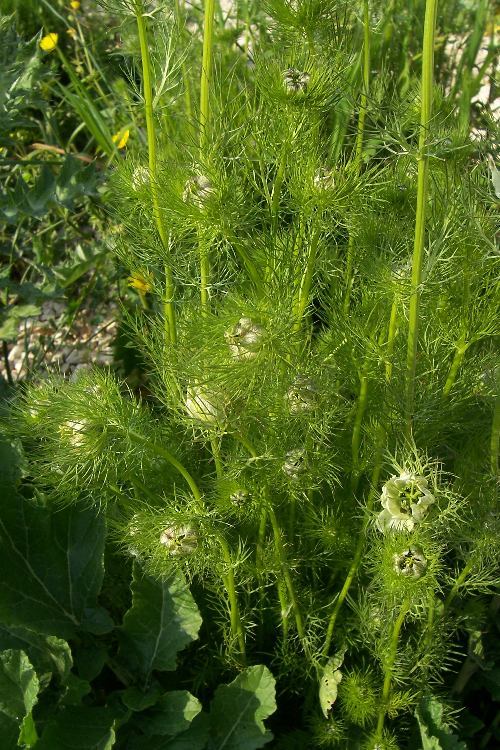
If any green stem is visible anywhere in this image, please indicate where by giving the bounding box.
[375,598,410,741]
[210,436,246,663]
[198,0,216,310]
[443,559,475,613]
[135,2,177,345]
[219,536,246,662]
[294,227,320,333]
[406,0,438,431]
[350,368,370,493]
[128,429,201,501]
[270,144,288,233]
[343,0,371,314]
[385,296,398,382]
[268,506,306,645]
[491,396,500,477]
[443,338,469,396]
[323,301,397,656]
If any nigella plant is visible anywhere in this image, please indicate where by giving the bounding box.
[10,0,499,747]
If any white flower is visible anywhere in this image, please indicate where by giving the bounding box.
[183,174,214,206]
[283,68,310,93]
[185,385,224,426]
[225,317,263,361]
[393,546,427,579]
[59,419,88,448]
[286,375,318,414]
[283,448,306,480]
[376,472,435,533]
[159,525,198,556]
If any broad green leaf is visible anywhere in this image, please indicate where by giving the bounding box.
[139,691,202,737]
[0,713,18,750]
[121,683,163,711]
[209,665,276,750]
[0,625,72,683]
[60,674,92,706]
[0,492,108,639]
[118,564,202,682]
[415,695,467,750]
[36,706,116,750]
[0,649,39,721]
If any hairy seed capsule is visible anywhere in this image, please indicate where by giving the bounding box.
[283,68,310,93]
[393,546,427,578]
[185,385,224,426]
[286,375,318,413]
[183,174,214,206]
[225,317,263,361]
[283,448,306,480]
[159,525,198,556]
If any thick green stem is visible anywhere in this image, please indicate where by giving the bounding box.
[268,507,306,644]
[219,537,246,662]
[294,228,320,333]
[323,302,397,656]
[128,429,201,501]
[375,598,409,741]
[406,0,438,430]
[198,0,216,310]
[210,437,246,663]
[135,2,176,345]
[351,369,370,492]
[343,0,371,314]
[443,338,469,396]
[491,396,500,477]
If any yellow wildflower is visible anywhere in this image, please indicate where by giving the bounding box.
[128,271,153,294]
[40,33,59,52]
[66,28,77,39]
[112,129,130,149]
[70,1,81,9]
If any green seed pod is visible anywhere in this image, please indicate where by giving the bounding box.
[283,67,310,93]
[159,524,198,556]
[225,317,264,361]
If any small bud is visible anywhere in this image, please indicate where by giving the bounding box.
[159,525,198,556]
[286,375,318,414]
[283,448,306,480]
[185,385,225,427]
[377,472,435,533]
[225,317,264,361]
[183,175,214,206]
[283,68,310,94]
[393,546,427,579]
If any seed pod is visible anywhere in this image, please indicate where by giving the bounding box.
[283,68,310,93]
[282,447,306,480]
[393,546,427,579]
[159,524,198,556]
[286,375,318,414]
[185,385,225,427]
[225,317,263,361]
[376,472,435,533]
[183,174,214,206]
